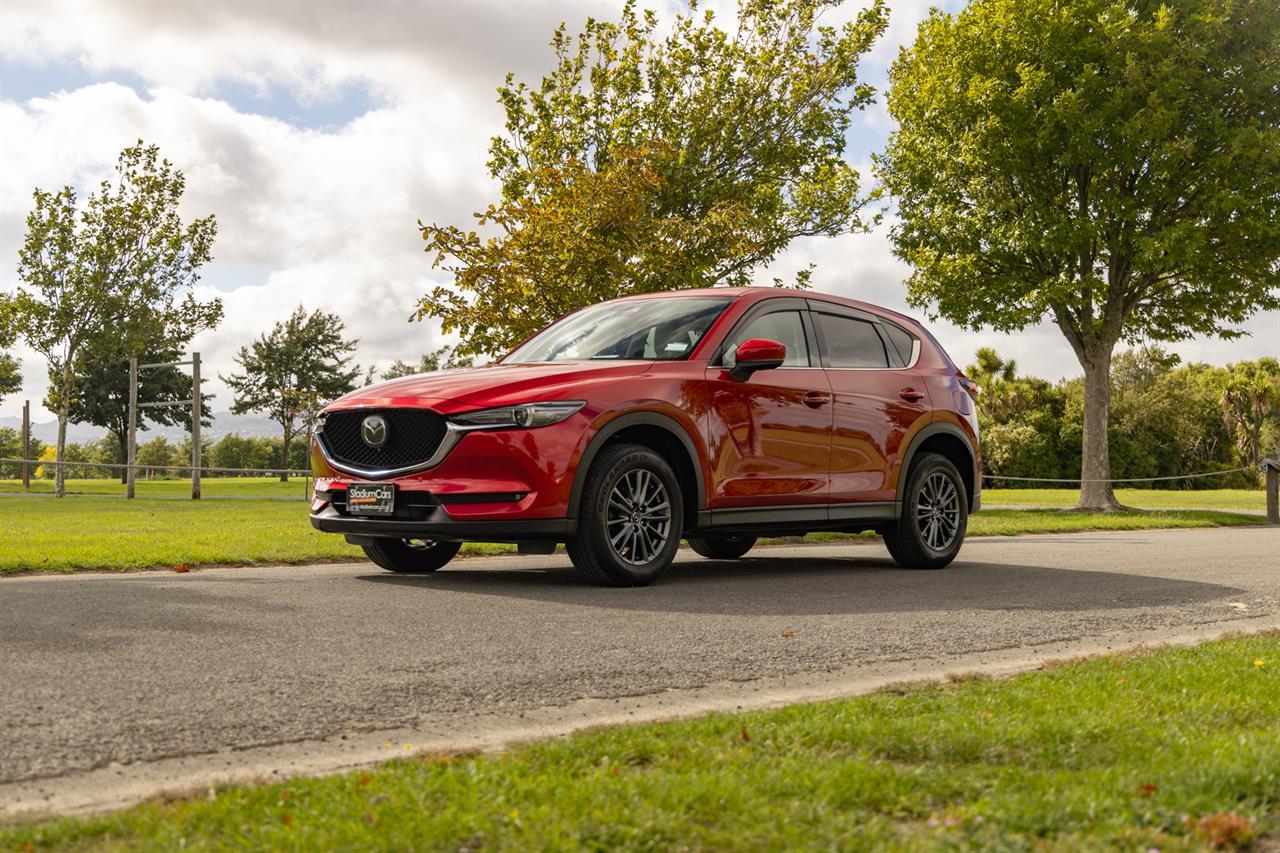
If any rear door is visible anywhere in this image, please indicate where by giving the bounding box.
[703,299,833,509]
[808,301,929,507]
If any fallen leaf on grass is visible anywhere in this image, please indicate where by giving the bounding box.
[281,813,294,828]
[1191,812,1254,849]
[173,564,190,573]
[1134,783,1158,797]
[739,726,750,742]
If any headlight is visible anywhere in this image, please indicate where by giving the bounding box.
[448,401,585,429]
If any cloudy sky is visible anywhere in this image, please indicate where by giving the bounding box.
[1,0,1276,422]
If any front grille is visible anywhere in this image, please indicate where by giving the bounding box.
[319,408,448,472]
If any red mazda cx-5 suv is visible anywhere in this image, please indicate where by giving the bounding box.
[309,288,980,586]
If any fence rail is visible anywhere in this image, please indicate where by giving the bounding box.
[981,466,1254,484]
[0,457,314,500]
[0,458,311,477]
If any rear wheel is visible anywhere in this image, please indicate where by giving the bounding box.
[362,538,461,574]
[883,452,967,570]
[567,443,683,586]
[687,534,756,560]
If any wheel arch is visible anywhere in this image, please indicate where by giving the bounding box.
[568,411,706,531]
[896,422,979,513]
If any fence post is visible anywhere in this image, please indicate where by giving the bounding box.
[1263,457,1280,526]
[191,352,201,500]
[126,358,138,499]
[21,400,30,489]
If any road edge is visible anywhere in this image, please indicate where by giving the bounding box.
[4,614,1278,824]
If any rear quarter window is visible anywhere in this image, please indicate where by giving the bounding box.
[881,322,917,366]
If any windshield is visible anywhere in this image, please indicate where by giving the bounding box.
[504,296,733,363]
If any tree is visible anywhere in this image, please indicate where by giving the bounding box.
[0,302,19,403]
[222,306,361,481]
[2,141,219,497]
[418,0,889,358]
[68,340,214,483]
[1220,358,1280,477]
[877,0,1280,509]
[135,436,179,479]
[381,345,475,381]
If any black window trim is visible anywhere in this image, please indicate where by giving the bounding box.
[804,299,920,371]
[711,297,821,369]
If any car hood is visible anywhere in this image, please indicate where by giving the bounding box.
[326,361,654,413]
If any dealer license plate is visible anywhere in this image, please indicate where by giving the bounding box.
[347,483,395,516]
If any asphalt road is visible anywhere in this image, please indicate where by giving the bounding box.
[2,526,1278,816]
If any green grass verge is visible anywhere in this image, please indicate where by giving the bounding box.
[984,487,1265,510]
[0,498,1263,575]
[6,633,1277,850]
[0,477,306,498]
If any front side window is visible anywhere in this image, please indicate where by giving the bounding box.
[724,311,810,367]
[815,313,889,368]
[504,296,732,363]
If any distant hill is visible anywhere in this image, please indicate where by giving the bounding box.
[0,411,283,445]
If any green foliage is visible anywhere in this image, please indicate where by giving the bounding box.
[0,305,19,402]
[1220,358,1280,471]
[381,345,475,381]
[0,427,45,464]
[1,141,220,494]
[221,305,362,476]
[134,436,180,475]
[879,0,1280,505]
[0,352,19,402]
[68,342,214,479]
[972,347,1269,488]
[418,0,889,358]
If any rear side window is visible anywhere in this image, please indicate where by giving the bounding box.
[726,311,811,367]
[882,322,917,366]
[814,313,889,368]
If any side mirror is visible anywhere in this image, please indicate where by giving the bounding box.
[728,338,786,381]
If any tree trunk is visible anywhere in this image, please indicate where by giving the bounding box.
[116,431,128,484]
[280,430,290,483]
[1078,347,1121,511]
[55,412,67,498]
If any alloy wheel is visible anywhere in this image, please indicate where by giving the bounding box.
[606,468,672,565]
[915,471,961,551]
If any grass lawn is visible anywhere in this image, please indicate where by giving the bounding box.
[0,497,1264,575]
[984,487,1266,510]
[0,476,307,499]
[6,633,1277,850]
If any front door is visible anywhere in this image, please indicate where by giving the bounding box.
[703,306,833,509]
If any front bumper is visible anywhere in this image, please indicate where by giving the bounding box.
[309,502,574,543]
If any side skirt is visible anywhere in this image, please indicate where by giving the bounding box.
[692,502,898,536]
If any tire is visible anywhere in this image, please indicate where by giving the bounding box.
[567,443,684,586]
[687,534,756,560]
[362,538,462,574]
[883,452,968,570]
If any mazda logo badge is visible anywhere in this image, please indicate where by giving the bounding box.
[361,415,389,448]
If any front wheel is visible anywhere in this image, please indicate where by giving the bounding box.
[567,443,683,586]
[362,538,461,574]
[883,452,967,570]
[687,534,756,560]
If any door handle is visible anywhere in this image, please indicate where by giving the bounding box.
[803,391,832,408]
[899,387,926,402]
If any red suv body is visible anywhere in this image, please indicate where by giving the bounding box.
[310,288,980,585]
